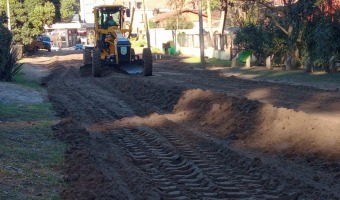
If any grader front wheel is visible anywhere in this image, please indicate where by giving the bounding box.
[92,48,102,77]
[143,48,153,76]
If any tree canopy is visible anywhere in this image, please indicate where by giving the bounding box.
[0,0,78,45]
[232,0,340,71]
[60,0,79,22]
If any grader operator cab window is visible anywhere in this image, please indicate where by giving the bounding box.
[97,7,122,29]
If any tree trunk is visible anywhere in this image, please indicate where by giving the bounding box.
[285,40,298,71]
[304,57,312,73]
[329,55,337,74]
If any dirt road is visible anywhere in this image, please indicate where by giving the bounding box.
[40,52,340,199]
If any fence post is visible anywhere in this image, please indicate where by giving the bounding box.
[246,56,251,68]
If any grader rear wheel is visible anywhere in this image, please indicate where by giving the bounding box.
[143,48,153,76]
[92,48,102,77]
[83,48,92,65]
[131,48,135,62]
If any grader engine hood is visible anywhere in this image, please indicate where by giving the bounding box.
[113,31,145,74]
[114,33,131,63]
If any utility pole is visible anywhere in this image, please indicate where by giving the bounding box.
[142,0,150,48]
[6,0,11,30]
[198,0,205,65]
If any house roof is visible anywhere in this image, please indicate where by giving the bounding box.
[151,9,208,22]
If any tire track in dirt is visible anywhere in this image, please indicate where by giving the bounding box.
[112,119,328,199]
[47,66,162,199]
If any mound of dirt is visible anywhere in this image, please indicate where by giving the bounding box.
[111,84,340,159]
[169,89,340,158]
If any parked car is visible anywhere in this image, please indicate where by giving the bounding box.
[51,44,61,51]
[26,35,52,52]
[75,43,83,50]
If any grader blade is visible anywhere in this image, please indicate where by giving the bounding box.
[118,64,144,74]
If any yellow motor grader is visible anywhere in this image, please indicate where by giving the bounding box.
[83,4,152,77]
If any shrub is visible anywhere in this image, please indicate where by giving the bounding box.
[177,32,186,46]
[305,8,340,69]
[0,23,22,82]
[234,23,273,65]
[0,23,12,79]
[4,44,23,81]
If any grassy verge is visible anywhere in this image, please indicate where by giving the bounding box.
[216,66,340,88]
[0,78,66,199]
[177,56,340,88]
[12,72,42,89]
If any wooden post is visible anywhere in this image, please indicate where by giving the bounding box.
[266,56,271,69]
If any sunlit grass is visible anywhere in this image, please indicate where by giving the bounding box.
[151,47,162,54]
[181,56,241,66]
[181,56,200,64]
[131,39,147,49]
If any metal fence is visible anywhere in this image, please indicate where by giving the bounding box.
[177,33,210,49]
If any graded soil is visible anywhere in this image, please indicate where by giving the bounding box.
[3,50,340,199]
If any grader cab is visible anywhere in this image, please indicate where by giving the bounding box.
[83,4,152,77]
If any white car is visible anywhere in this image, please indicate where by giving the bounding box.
[51,44,61,51]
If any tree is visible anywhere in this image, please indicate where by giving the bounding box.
[0,21,12,80]
[0,21,22,82]
[164,16,194,30]
[229,0,322,69]
[304,2,340,71]
[28,2,55,36]
[60,0,79,22]
[0,0,55,45]
[167,0,186,48]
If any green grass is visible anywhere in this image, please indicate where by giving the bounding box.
[12,72,42,89]
[218,65,340,88]
[0,104,55,121]
[0,101,66,199]
[131,39,147,49]
[151,47,162,54]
